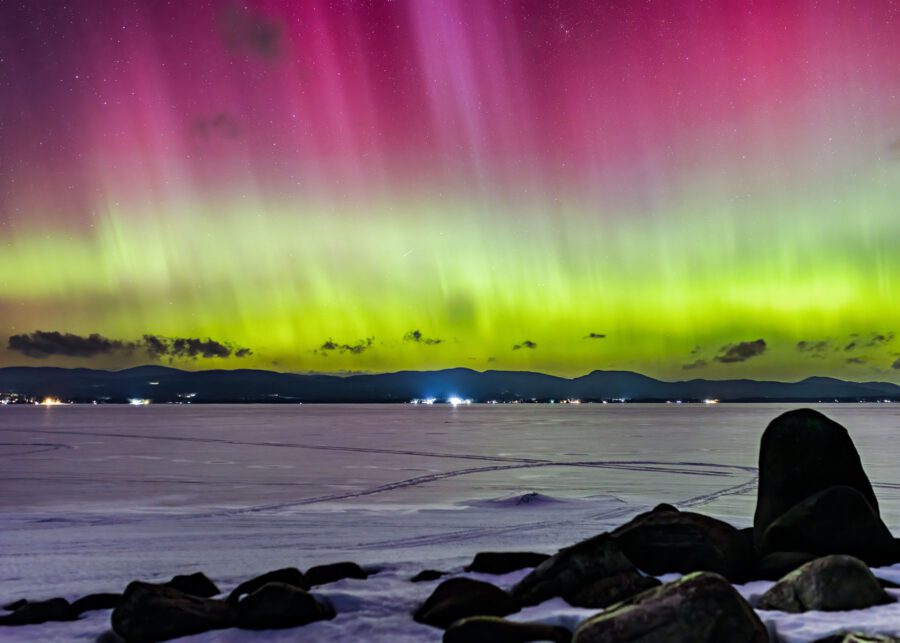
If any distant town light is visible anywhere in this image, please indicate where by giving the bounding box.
[704,398,720,405]
[41,397,63,406]
[448,396,471,406]
[128,398,151,406]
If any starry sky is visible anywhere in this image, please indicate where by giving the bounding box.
[0,0,898,380]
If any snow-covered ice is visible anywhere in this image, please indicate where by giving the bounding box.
[1,403,898,641]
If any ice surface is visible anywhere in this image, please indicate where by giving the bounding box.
[0,403,898,641]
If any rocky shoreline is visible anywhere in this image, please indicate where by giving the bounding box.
[2,408,899,642]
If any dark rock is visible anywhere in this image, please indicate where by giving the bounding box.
[565,572,661,608]
[465,552,550,575]
[512,533,635,606]
[305,561,368,587]
[71,592,122,614]
[2,599,27,611]
[758,486,897,564]
[227,567,307,603]
[877,577,900,589]
[754,408,879,547]
[0,598,74,626]
[758,555,893,613]
[414,578,519,629]
[444,616,571,643]
[573,572,767,643]
[652,503,679,513]
[611,507,754,581]
[236,582,334,630]
[164,571,220,597]
[754,551,818,581]
[815,636,899,643]
[412,570,447,583]
[95,631,126,643]
[111,581,237,642]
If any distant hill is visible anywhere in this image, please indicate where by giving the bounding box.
[0,366,898,403]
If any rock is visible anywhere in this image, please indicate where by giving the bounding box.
[877,577,900,589]
[0,598,74,626]
[758,555,893,613]
[164,571,220,597]
[465,552,550,575]
[611,507,754,581]
[227,567,307,603]
[444,616,571,643]
[573,572,767,643]
[111,581,237,642]
[512,533,635,606]
[652,503,679,513]
[95,631,126,643]
[236,582,334,630]
[414,578,519,629]
[754,551,818,580]
[758,486,897,564]
[305,561,368,587]
[565,572,661,608]
[2,599,27,611]
[412,570,447,583]
[754,408,879,547]
[815,636,900,643]
[71,592,122,614]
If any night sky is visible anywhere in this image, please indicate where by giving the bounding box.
[0,0,898,379]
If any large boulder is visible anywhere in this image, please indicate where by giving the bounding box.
[754,409,879,546]
[444,616,571,643]
[0,598,74,626]
[305,561,368,587]
[758,555,893,613]
[512,534,636,606]
[71,592,122,614]
[227,567,307,603]
[414,578,519,629]
[465,552,550,575]
[111,581,237,642]
[565,571,661,608]
[611,507,754,581]
[236,582,334,630]
[758,486,897,564]
[164,572,220,598]
[573,572,767,643]
[411,570,447,583]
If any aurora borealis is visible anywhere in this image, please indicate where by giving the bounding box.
[0,1,897,380]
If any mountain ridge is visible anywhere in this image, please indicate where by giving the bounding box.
[0,366,897,403]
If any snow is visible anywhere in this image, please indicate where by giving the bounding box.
[1,403,899,641]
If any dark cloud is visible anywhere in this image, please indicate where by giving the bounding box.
[689,345,703,355]
[682,359,708,370]
[192,112,240,140]
[220,4,284,61]
[8,331,131,358]
[583,332,606,339]
[866,332,894,347]
[7,331,251,361]
[796,339,831,354]
[403,330,442,345]
[893,358,900,370]
[846,357,869,365]
[141,335,251,360]
[512,340,537,351]
[713,339,767,364]
[316,337,374,356]
[845,332,894,351]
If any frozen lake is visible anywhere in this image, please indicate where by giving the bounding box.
[1,403,899,641]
